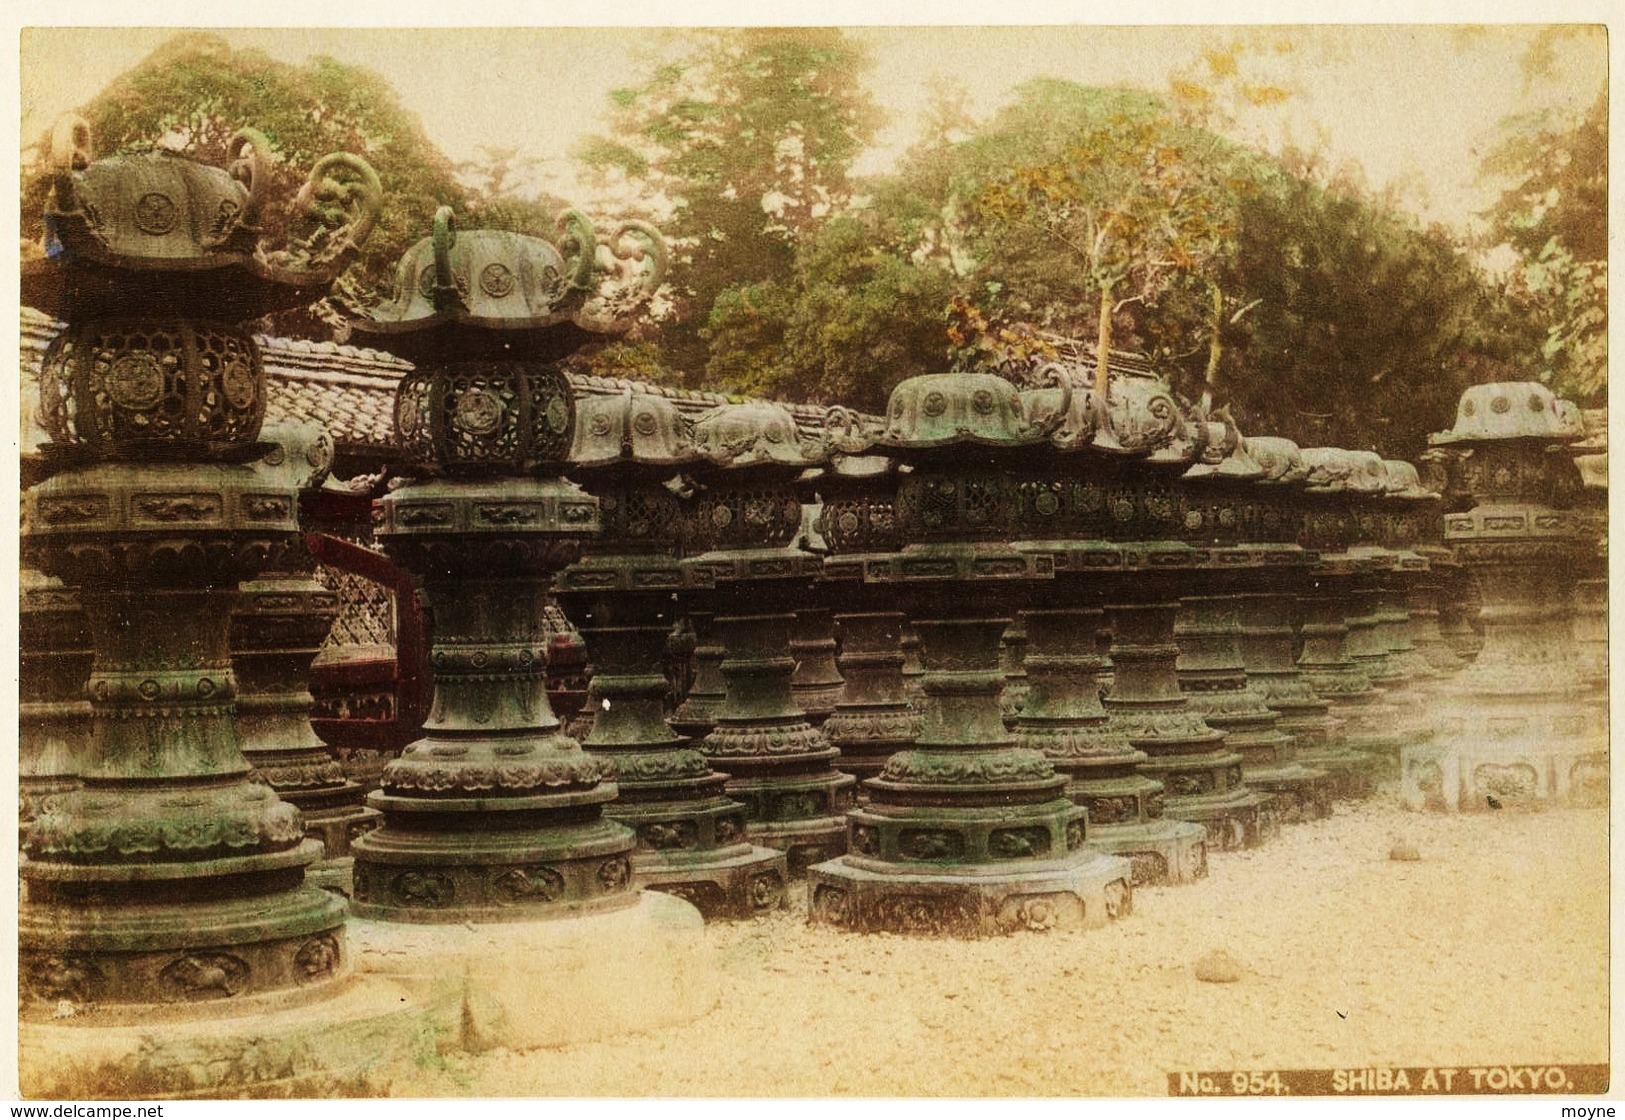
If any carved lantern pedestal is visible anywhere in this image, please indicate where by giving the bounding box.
[20,570,90,840]
[809,374,1132,936]
[1177,574,1333,824]
[816,454,920,795]
[669,611,727,744]
[1010,545,1209,887]
[1410,548,1469,676]
[556,393,788,920]
[680,402,858,876]
[1401,383,1608,811]
[17,124,380,1025]
[22,456,350,1017]
[232,566,379,891]
[789,606,846,728]
[230,425,381,893]
[348,471,643,921]
[1102,561,1275,852]
[998,621,1032,729]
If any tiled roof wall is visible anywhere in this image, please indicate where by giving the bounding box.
[19,306,868,459]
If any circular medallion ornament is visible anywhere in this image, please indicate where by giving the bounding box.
[1491,395,1511,414]
[838,510,861,534]
[106,354,165,410]
[923,392,948,418]
[711,505,734,529]
[1463,399,1477,416]
[134,192,177,235]
[221,359,258,410]
[1034,491,1059,516]
[397,397,421,438]
[480,263,516,299]
[545,395,571,435]
[971,389,996,415]
[589,413,613,437]
[1528,394,1546,413]
[453,388,506,435]
[633,410,660,437]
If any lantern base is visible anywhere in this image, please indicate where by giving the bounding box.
[634,843,791,920]
[806,849,1132,937]
[1400,739,1609,813]
[1083,817,1210,886]
[1243,762,1335,823]
[20,862,348,1018]
[18,971,425,1100]
[1294,743,1385,800]
[1163,787,1277,851]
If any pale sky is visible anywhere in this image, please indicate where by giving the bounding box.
[14,21,1610,239]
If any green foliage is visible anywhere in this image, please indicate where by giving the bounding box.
[21,32,468,331]
[1140,168,1541,456]
[947,80,1248,397]
[577,29,882,380]
[1481,90,1606,404]
[702,215,957,410]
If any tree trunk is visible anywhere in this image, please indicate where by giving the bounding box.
[1094,284,1114,428]
[1203,283,1224,412]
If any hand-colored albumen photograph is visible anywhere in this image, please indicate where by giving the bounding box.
[12,16,1610,1105]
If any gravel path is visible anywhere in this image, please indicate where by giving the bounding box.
[387,795,1609,1097]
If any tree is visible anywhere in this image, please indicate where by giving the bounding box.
[1138,164,1541,455]
[702,214,958,409]
[1480,90,1607,404]
[962,82,1242,417]
[577,28,882,381]
[20,32,469,332]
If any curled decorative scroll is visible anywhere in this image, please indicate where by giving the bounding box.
[556,208,599,292]
[1024,363,1079,447]
[821,405,877,456]
[221,128,272,240]
[575,219,671,331]
[430,205,460,312]
[279,150,383,273]
[609,220,668,298]
[49,114,94,212]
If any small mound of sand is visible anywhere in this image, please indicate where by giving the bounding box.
[1193,949,1243,983]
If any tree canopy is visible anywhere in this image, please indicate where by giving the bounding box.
[577,28,882,381]
[22,29,1590,452]
[1479,90,1607,404]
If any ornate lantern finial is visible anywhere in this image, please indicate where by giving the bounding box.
[351,205,666,364]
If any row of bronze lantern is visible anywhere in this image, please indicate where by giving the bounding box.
[17,120,1606,1022]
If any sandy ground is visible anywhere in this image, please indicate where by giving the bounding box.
[384,794,1609,1097]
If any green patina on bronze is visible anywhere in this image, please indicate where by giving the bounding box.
[808,370,1134,936]
[343,206,663,922]
[229,422,380,886]
[1171,422,1334,825]
[19,570,90,840]
[813,453,918,795]
[556,392,789,919]
[19,118,376,1016]
[678,401,857,877]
